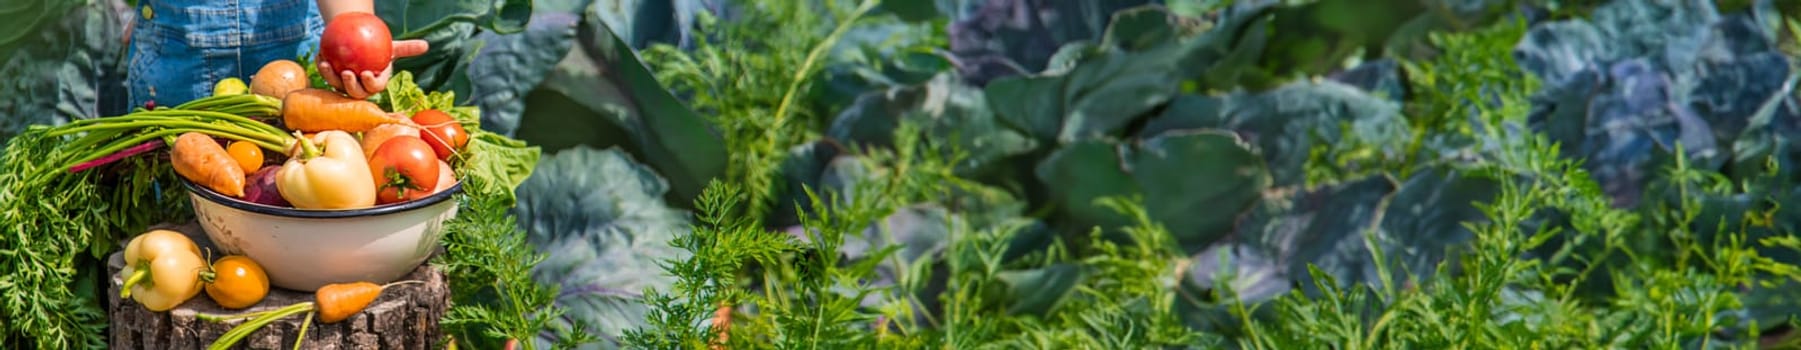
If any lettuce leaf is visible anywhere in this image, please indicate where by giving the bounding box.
[461,132,541,205]
[383,70,452,115]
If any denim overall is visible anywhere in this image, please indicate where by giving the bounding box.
[128,0,324,107]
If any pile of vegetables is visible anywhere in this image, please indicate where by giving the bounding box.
[0,8,545,349]
[65,11,459,213]
[31,11,468,213]
[103,12,490,343]
[168,71,465,210]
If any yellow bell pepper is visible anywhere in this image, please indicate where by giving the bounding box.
[276,130,377,209]
[118,230,206,312]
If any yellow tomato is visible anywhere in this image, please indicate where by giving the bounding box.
[227,141,264,173]
[204,255,270,309]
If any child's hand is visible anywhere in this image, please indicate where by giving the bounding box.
[319,39,430,99]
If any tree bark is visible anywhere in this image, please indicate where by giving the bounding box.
[106,224,450,349]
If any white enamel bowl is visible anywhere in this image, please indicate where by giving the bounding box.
[181,178,459,292]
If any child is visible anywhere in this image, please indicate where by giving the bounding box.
[126,0,428,107]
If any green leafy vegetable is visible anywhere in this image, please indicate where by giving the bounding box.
[590,0,704,49]
[0,0,82,53]
[375,0,532,94]
[437,172,581,350]
[994,263,1087,315]
[385,71,542,205]
[0,1,129,146]
[1139,81,1414,188]
[512,6,727,204]
[983,36,1195,143]
[1036,131,1270,251]
[944,0,1155,84]
[466,12,580,136]
[828,73,1036,176]
[512,146,691,348]
[461,133,543,204]
[0,133,190,349]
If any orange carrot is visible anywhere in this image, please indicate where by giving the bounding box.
[171,132,247,197]
[314,281,379,323]
[316,280,421,323]
[281,88,412,133]
[712,303,733,349]
[199,280,423,350]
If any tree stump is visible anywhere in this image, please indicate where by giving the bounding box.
[107,223,450,349]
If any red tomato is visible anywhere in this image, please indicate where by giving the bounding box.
[410,110,469,161]
[367,136,440,204]
[319,12,393,75]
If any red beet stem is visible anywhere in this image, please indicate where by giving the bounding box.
[68,141,164,173]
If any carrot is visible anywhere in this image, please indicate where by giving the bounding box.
[198,280,424,350]
[712,302,733,350]
[171,132,247,197]
[311,280,424,323]
[316,281,382,323]
[281,88,412,133]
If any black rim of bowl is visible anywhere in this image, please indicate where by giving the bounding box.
[180,177,463,219]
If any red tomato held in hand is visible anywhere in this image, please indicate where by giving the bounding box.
[411,110,469,161]
[367,136,440,204]
[320,12,393,75]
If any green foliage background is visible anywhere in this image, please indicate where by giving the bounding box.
[596,0,1801,349]
[7,0,1801,349]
